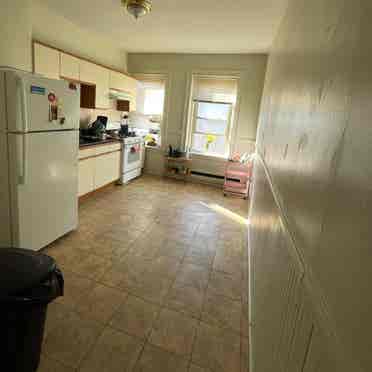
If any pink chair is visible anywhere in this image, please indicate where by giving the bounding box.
[223,160,252,199]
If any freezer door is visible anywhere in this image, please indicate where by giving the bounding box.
[8,131,78,251]
[6,70,80,133]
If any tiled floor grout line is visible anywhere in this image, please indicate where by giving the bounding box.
[133,223,204,371]
[41,352,77,371]
[43,177,249,372]
[186,250,214,371]
[66,248,247,332]
[54,266,244,372]
[129,240,188,371]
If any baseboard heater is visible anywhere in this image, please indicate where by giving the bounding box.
[190,171,242,183]
[190,171,224,180]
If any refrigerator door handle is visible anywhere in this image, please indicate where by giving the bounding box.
[16,76,28,133]
[18,135,27,185]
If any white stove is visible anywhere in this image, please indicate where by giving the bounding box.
[122,136,141,145]
[119,136,145,184]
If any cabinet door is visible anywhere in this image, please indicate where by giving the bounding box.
[60,53,80,81]
[109,71,124,91]
[79,60,97,84]
[78,158,95,196]
[127,76,138,96]
[126,76,137,111]
[95,66,110,109]
[109,72,137,111]
[130,96,137,112]
[33,43,60,80]
[94,151,121,189]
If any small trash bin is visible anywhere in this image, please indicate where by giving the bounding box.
[0,248,64,372]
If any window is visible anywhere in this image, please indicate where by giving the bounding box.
[131,75,166,147]
[187,76,238,157]
[143,84,165,116]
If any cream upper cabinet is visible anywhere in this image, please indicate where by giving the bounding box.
[128,76,137,111]
[109,71,125,91]
[33,43,127,110]
[60,53,80,81]
[33,43,60,80]
[95,66,110,109]
[130,94,137,112]
[80,61,110,109]
[127,76,138,96]
[79,60,97,85]
[109,71,137,95]
[109,71,137,111]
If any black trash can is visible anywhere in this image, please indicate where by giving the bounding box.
[0,248,64,372]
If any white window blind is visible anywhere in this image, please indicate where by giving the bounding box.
[192,77,238,104]
[137,78,166,116]
[188,76,238,157]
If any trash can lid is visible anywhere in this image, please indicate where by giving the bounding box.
[0,248,56,298]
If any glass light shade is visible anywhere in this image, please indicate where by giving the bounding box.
[123,0,152,19]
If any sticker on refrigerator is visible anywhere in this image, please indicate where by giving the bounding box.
[30,85,46,95]
[48,93,56,103]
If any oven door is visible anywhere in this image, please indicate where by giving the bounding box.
[123,142,142,172]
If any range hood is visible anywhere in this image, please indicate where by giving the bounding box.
[109,88,133,101]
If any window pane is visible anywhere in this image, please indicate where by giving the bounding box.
[192,134,226,156]
[197,102,230,120]
[144,89,165,115]
[196,118,228,135]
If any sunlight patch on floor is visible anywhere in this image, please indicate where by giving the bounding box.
[200,202,250,226]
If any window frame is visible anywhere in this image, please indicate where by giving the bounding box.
[185,74,239,159]
[190,99,233,157]
[132,73,169,149]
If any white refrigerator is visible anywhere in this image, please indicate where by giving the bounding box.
[0,69,80,251]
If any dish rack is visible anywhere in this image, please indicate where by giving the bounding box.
[223,160,252,199]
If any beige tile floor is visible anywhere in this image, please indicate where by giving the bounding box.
[39,175,249,372]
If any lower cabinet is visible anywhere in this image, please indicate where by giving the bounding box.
[78,144,121,197]
[94,151,121,189]
[78,158,95,197]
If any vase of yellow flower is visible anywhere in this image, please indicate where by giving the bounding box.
[205,134,216,151]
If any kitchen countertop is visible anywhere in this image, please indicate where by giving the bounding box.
[79,138,121,149]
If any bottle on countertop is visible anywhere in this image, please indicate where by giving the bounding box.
[121,114,129,126]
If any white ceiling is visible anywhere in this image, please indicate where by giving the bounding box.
[39,0,288,54]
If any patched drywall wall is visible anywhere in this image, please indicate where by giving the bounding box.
[250,0,372,371]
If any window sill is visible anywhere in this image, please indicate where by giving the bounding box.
[190,152,228,162]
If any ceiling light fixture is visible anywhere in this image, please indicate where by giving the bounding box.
[122,0,152,19]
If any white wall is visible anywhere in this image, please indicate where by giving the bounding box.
[0,0,32,71]
[128,53,267,177]
[31,0,127,72]
[250,1,372,371]
[0,0,127,73]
